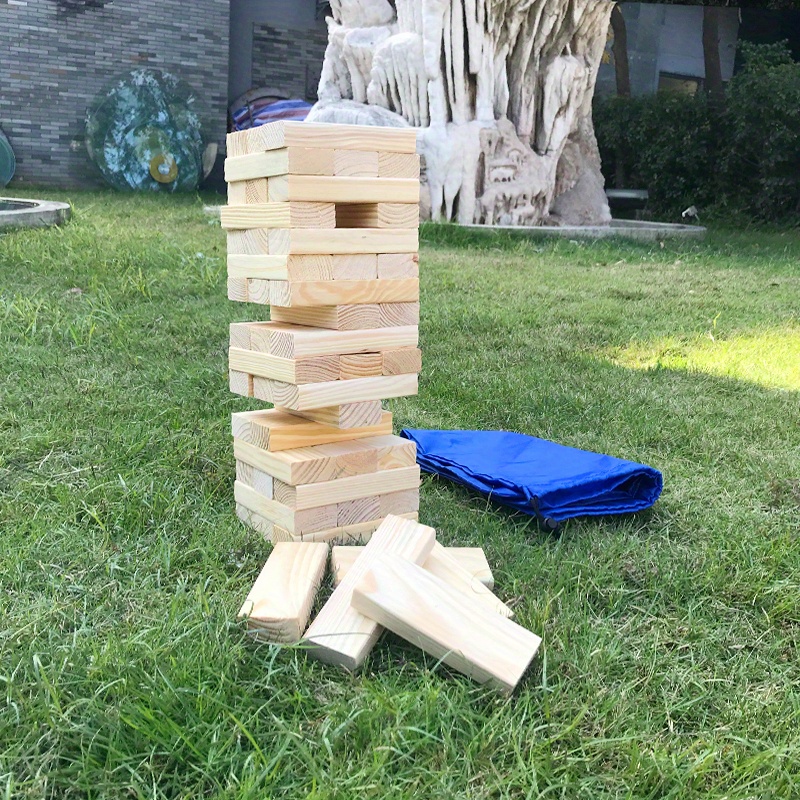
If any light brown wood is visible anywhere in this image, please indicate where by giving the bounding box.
[253,373,418,411]
[378,152,421,178]
[269,278,419,308]
[227,276,249,302]
[229,322,252,350]
[249,322,418,358]
[224,148,336,181]
[229,369,253,397]
[227,228,270,255]
[264,175,418,204]
[265,228,418,255]
[229,347,340,385]
[351,556,541,693]
[335,203,419,229]
[333,149,379,177]
[234,121,418,155]
[237,542,329,643]
[379,488,420,515]
[331,545,493,588]
[228,254,334,281]
[337,496,380,526]
[331,254,378,280]
[382,347,422,376]
[227,181,247,204]
[339,353,383,380]
[377,253,419,279]
[379,302,420,326]
[227,130,249,157]
[303,515,436,669]
[235,459,274,498]
[269,512,419,545]
[231,408,392,452]
[371,434,417,470]
[280,401,383,428]
[270,304,417,331]
[234,480,338,534]
[221,202,335,230]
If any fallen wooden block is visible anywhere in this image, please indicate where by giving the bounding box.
[331,545,494,588]
[237,542,328,643]
[303,515,436,669]
[270,302,419,330]
[231,408,392,452]
[351,556,541,693]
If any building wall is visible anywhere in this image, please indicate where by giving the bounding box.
[0,0,229,187]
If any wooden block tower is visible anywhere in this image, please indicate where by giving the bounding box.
[223,121,422,544]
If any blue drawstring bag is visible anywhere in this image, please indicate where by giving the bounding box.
[400,429,663,527]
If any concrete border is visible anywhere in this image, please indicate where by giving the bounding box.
[0,198,72,229]
[460,219,707,242]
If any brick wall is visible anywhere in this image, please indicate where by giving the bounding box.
[251,22,328,102]
[0,0,229,188]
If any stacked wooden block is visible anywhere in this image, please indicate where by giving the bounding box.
[223,121,422,544]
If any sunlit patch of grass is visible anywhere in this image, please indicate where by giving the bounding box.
[606,327,800,392]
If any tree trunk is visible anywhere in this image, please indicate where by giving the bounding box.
[311,0,615,227]
[702,6,725,106]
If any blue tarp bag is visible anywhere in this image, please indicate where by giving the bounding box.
[400,429,663,527]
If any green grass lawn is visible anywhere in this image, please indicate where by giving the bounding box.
[1,190,799,799]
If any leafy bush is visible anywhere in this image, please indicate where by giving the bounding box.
[594,42,800,222]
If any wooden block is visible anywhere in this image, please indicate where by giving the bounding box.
[335,203,419,229]
[237,542,328,643]
[250,322,419,358]
[370,434,417,470]
[227,181,247,204]
[351,556,541,693]
[270,512,418,545]
[379,488,420,516]
[253,373,418,411]
[266,175,418,205]
[340,352,383,380]
[221,202,335,230]
[224,148,335,181]
[235,121,417,155]
[227,228,270,255]
[270,304,417,331]
[227,276,248,302]
[333,149,379,177]
[382,347,422,376]
[337,496,381,526]
[229,347,340,385]
[303,515,436,669]
[235,459,274,498]
[332,254,378,280]
[265,228,418,255]
[229,369,253,397]
[269,278,419,308]
[281,401,383,428]
[226,130,249,158]
[271,465,420,510]
[235,480,338,534]
[377,253,419,279]
[378,152,421,178]
[231,408,392,452]
[331,545,493,588]
[228,254,334,281]
[379,302,419,326]
[229,322,252,350]
[227,179,269,204]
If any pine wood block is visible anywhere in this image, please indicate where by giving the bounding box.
[351,556,541,693]
[243,279,270,305]
[337,496,381,526]
[303,515,436,669]
[264,228,418,255]
[226,130,249,157]
[269,512,418,545]
[227,179,269,205]
[235,480,337,534]
[379,302,419,326]
[271,303,417,330]
[235,459,274,498]
[377,253,419,279]
[332,254,378,280]
[271,465,420,510]
[229,369,253,397]
[269,278,419,308]
[378,152,421,178]
[331,545,493,588]
[227,181,247,204]
[228,254,334,281]
[227,276,249,302]
[229,322,252,350]
[340,352,384,380]
[249,322,419,358]
[231,408,392,452]
[370,434,417,470]
[333,149,379,177]
[229,347,340,385]
[227,228,270,255]
[382,347,422,375]
[224,147,335,181]
[237,542,328,643]
[280,401,384,428]
[335,203,419,229]
[379,488,420,516]
[268,175,418,204]
[220,202,335,230]
[253,373,418,411]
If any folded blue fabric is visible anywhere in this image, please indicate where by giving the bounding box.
[400,428,663,523]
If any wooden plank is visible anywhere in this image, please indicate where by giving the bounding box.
[227,276,248,302]
[270,304,418,331]
[227,181,247,204]
[379,302,419,326]
[335,203,419,229]
[333,149,379,177]
[337,496,380,526]
[269,278,419,308]
[231,408,392,452]
[235,459,274,498]
[267,175,418,204]
[379,488,420,516]
[272,465,420,510]
[303,515,436,669]
[235,480,338,534]
[332,254,377,280]
[221,202,335,230]
[265,228,418,255]
[228,254,335,281]
[250,322,418,358]
[269,512,419,545]
[227,228,270,255]
[226,130,249,157]
[229,347,340,385]
[378,152,421,178]
[229,369,253,397]
[253,373,418,411]
[371,434,417,470]
[237,542,328,643]
[229,322,252,350]
[331,545,493,588]
[377,253,419,279]
[382,347,422,376]
[340,352,383,380]
[228,179,270,205]
[280,401,383,429]
[224,148,335,181]
[351,556,541,693]
[236,121,418,155]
